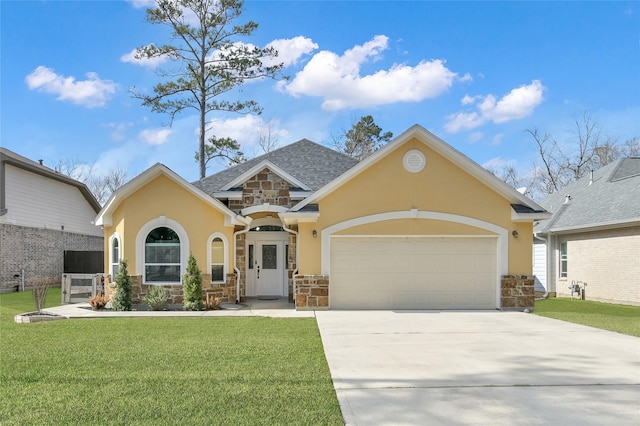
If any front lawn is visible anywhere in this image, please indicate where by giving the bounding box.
[0,289,343,425]
[534,297,640,337]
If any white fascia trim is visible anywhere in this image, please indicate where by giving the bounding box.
[320,209,508,309]
[95,163,245,228]
[512,211,553,222]
[278,211,320,225]
[221,160,311,191]
[292,124,544,212]
[290,191,312,199]
[213,191,242,200]
[241,203,289,216]
[549,218,640,234]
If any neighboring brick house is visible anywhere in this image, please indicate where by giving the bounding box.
[0,148,103,292]
[534,158,640,306]
[96,125,549,311]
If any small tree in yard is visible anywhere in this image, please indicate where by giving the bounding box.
[112,259,132,311]
[183,254,204,311]
[32,277,55,313]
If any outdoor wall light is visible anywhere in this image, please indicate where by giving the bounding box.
[312,229,317,238]
[512,230,519,238]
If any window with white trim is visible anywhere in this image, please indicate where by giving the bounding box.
[111,235,120,278]
[211,237,225,282]
[145,227,181,283]
[560,242,568,279]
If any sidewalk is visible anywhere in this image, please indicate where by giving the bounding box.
[40,298,315,319]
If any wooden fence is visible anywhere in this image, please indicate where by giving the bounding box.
[61,274,104,304]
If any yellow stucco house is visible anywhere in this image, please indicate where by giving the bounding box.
[95,125,550,310]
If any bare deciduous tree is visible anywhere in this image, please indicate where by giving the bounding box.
[258,122,280,154]
[54,159,127,205]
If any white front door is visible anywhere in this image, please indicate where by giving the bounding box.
[256,242,284,296]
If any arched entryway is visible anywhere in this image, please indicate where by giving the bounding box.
[245,217,291,298]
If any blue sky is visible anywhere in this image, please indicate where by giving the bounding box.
[2,1,639,184]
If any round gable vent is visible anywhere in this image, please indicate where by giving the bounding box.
[403,149,426,173]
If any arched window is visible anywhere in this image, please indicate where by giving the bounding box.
[208,232,228,283]
[110,234,120,278]
[145,227,181,283]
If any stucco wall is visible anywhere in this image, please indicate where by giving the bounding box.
[102,174,235,282]
[298,137,532,275]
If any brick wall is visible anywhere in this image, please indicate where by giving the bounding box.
[0,223,103,292]
[294,275,329,310]
[501,275,535,311]
[555,227,640,305]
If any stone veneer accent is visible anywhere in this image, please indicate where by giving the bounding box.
[105,274,237,305]
[294,275,329,310]
[501,275,535,311]
[228,168,292,212]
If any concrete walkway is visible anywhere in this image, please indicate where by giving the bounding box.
[40,298,314,319]
[316,310,640,426]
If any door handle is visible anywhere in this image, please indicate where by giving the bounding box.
[257,265,260,279]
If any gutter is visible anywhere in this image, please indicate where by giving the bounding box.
[233,222,252,304]
[281,221,299,305]
[533,231,549,299]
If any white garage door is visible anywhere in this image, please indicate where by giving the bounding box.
[330,237,497,310]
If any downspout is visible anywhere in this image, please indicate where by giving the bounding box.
[281,221,299,304]
[233,223,252,304]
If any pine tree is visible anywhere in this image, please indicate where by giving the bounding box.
[112,259,132,311]
[183,254,204,311]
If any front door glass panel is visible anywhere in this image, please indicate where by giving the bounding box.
[262,244,277,269]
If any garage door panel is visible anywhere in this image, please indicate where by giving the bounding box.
[331,237,497,310]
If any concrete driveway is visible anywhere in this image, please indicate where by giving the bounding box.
[315,311,640,425]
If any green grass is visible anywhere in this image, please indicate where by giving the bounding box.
[0,289,343,425]
[534,297,640,337]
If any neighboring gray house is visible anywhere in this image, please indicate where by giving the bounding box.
[534,158,640,305]
[0,148,104,292]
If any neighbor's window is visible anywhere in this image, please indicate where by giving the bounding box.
[111,236,120,278]
[560,242,568,279]
[145,227,181,283]
[211,237,225,282]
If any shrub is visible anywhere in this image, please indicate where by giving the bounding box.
[112,259,132,311]
[89,292,108,310]
[144,286,169,311]
[32,277,55,312]
[183,254,203,311]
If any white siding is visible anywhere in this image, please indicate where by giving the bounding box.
[3,164,101,236]
[533,239,547,292]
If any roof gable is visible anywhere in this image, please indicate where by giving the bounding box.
[193,139,358,195]
[292,124,547,214]
[219,160,311,191]
[0,147,101,213]
[535,158,640,233]
[95,163,248,227]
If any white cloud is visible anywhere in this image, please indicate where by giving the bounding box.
[279,35,460,110]
[138,128,172,145]
[120,46,170,69]
[445,80,545,132]
[206,115,289,151]
[102,122,133,141]
[265,36,319,67]
[25,66,117,108]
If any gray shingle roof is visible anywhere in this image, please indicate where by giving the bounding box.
[192,139,359,195]
[535,158,640,233]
